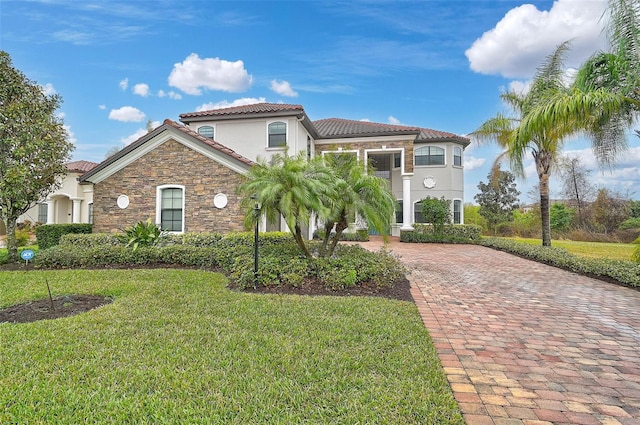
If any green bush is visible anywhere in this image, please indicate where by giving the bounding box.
[60,233,122,247]
[161,232,223,247]
[480,237,640,288]
[15,229,31,247]
[36,244,218,269]
[35,223,93,250]
[619,217,640,230]
[118,219,164,251]
[313,228,370,242]
[401,224,482,243]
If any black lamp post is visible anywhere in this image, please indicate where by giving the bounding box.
[252,196,259,288]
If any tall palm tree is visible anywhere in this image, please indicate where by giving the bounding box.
[520,0,639,167]
[472,42,577,246]
[319,153,396,257]
[238,152,336,259]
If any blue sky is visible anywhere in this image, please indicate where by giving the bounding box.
[2,0,638,203]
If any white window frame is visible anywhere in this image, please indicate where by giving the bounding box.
[266,120,288,149]
[196,125,215,139]
[156,185,185,233]
[453,146,463,167]
[414,145,446,167]
[453,198,463,224]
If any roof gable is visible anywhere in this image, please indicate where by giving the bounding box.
[80,119,254,184]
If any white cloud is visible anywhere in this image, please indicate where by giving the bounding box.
[270,79,298,97]
[195,97,266,112]
[108,106,146,122]
[168,53,253,95]
[133,83,150,97]
[63,124,77,145]
[465,0,607,78]
[119,78,128,91]
[157,90,182,100]
[388,116,401,125]
[98,104,106,110]
[121,120,162,145]
[41,83,56,96]
[464,156,486,171]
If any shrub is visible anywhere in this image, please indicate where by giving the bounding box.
[60,233,122,248]
[480,237,640,288]
[118,219,164,251]
[313,228,370,242]
[36,244,218,269]
[401,224,482,243]
[619,217,640,230]
[35,223,93,250]
[15,229,31,247]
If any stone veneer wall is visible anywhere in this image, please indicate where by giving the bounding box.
[315,140,414,173]
[93,139,247,233]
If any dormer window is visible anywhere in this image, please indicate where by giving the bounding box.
[197,125,214,139]
[268,122,286,148]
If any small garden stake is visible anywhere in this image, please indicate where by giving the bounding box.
[45,279,55,311]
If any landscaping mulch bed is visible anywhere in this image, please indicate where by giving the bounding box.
[0,294,112,324]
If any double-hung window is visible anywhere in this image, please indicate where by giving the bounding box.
[158,186,184,232]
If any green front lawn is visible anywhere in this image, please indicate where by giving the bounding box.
[0,269,463,424]
[504,237,636,261]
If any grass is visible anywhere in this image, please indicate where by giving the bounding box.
[0,269,463,424]
[503,237,636,261]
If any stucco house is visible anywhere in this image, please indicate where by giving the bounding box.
[17,160,98,227]
[80,103,469,237]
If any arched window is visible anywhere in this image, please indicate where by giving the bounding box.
[414,146,445,166]
[454,146,462,166]
[197,125,214,139]
[157,185,184,232]
[268,122,287,148]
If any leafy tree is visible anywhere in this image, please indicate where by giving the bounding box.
[629,200,640,218]
[0,51,73,262]
[558,156,597,225]
[419,196,451,236]
[591,188,630,233]
[550,203,575,232]
[319,153,395,257]
[238,152,335,259]
[474,167,521,236]
[512,208,542,238]
[472,43,578,246]
[463,203,488,231]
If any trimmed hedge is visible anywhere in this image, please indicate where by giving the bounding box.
[480,237,640,288]
[401,224,482,243]
[35,224,93,250]
[313,229,370,242]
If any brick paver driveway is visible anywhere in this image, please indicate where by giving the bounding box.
[361,239,640,425]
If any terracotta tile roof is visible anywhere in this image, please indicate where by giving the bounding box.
[162,119,255,166]
[66,160,99,173]
[180,103,304,119]
[312,118,469,145]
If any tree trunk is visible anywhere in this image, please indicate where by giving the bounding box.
[292,225,313,260]
[539,173,551,247]
[327,213,349,258]
[6,217,18,262]
[319,222,334,258]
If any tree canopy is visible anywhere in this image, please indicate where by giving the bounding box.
[0,51,74,261]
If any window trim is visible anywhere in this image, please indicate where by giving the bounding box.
[453,199,462,224]
[453,146,463,167]
[197,125,215,139]
[156,185,185,233]
[266,120,287,149]
[414,145,446,167]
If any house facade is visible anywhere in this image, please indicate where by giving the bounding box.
[17,160,98,227]
[80,103,469,236]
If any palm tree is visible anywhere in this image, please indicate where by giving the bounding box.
[520,0,639,167]
[472,42,577,246]
[238,152,336,259]
[319,153,396,257]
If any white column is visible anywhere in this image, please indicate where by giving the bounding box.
[71,198,82,223]
[401,174,414,231]
[45,199,55,224]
